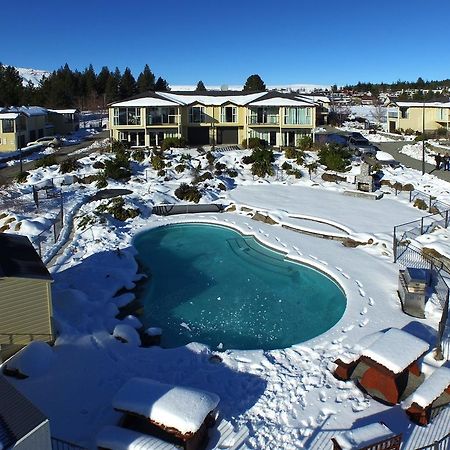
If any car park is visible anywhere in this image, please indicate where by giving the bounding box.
[26,136,62,148]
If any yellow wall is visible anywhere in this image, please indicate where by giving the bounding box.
[394,106,450,132]
[0,277,53,346]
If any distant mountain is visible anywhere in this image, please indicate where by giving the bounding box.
[4,66,51,86]
[170,83,331,93]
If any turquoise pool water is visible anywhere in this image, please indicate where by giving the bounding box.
[134,223,346,350]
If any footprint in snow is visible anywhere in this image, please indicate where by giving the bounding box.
[368,297,375,306]
[360,307,367,315]
[355,280,363,288]
[341,272,350,279]
[275,237,280,242]
[319,390,327,402]
[335,266,343,272]
[259,229,264,233]
[281,242,287,248]
[293,245,299,251]
[359,288,366,297]
[359,318,369,327]
[319,259,328,266]
[342,324,354,333]
[309,254,318,260]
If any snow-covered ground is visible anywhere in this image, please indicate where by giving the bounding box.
[1,143,450,449]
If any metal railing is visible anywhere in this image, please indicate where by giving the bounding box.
[415,430,450,450]
[249,114,279,125]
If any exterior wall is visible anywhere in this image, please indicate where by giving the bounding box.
[47,112,80,135]
[0,277,53,346]
[0,115,49,152]
[13,420,52,450]
[390,106,450,133]
[109,103,317,147]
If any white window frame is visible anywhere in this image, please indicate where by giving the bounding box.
[189,106,205,123]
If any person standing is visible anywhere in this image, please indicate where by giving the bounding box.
[444,152,450,171]
[435,153,442,170]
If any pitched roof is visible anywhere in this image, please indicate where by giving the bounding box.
[0,233,52,281]
[0,375,48,444]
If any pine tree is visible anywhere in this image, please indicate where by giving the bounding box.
[105,67,121,103]
[155,77,170,91]
[119,67,137,99]
[96,66,111,95]
[0,65,24,106]
[196,80,207,91]
[243,74,266,92]
[137,64,155,92]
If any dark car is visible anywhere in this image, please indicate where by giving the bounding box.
[315,133,349,146]
[348,137,377,156]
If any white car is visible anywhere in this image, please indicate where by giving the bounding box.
[27,136,62,148]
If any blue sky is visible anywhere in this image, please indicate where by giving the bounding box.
[3,0,450,86]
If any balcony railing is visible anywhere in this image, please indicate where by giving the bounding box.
[147,115,178,125]
[388,111,398,118]
[249,114,279,125]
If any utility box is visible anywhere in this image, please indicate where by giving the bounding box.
[398,267,430,318]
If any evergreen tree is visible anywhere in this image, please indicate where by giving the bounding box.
[137,64,155,92]
[196,80,207,91]
[96,66,111,95]
[82,64,97,97]
[105,67,121,103]
[155,76,170,91]
[0,64,24,106]
[119,67,137,99]
[243,74,266,92]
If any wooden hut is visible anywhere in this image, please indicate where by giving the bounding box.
[112,377,220,450]
[331,422,402,450]
[334,328,429,405]
[402,366,450,426]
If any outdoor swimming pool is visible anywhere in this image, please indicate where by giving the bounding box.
[134,223,346,350]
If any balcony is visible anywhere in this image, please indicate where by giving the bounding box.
[147,114,178,125]
[249,114,279,125]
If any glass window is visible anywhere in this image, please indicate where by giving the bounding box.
[114,107,141,126]
[284,107,312,125]
[147,107,177,124]
[189,106,205,123]
[436,108,447,121]
[221,106,237,123]
[2,119,14,133]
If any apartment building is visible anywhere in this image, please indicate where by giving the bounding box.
[387,101,450,133]
[109,91,317,147]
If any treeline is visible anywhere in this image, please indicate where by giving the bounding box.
[345,77,450,100]
[0,63,170,109]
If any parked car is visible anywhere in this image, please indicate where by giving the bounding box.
[348,137,377,156]
[26,136,62,148]
[315,133,349,146]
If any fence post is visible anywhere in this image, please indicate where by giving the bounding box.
[421,218,424,235]
[446,210,449,228]
[409,190,412,203]
[393,228,397,263]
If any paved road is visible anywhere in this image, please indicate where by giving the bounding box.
[0,131,109,186]
[375,140,450,182]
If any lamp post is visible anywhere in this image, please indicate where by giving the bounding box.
[422,102,425,175]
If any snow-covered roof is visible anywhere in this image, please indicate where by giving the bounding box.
[362,328,429,374]
[112,377,220,434]
[96,425,178,450]
[394,102,450,108]
[159,91,267,106]
[248,97,313,107]
[0,113,19,119]
[334,423,396,449]
[402,366,450,409]
[48,109,78,114]
[14,106,48,117]
[111,97,182,107]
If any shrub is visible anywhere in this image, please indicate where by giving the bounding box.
[161,137,187,151]
[242,137,266,149]
[296,149,305,165]
[287,168,302,178]
[93,161,105,169]
[413,198,428,210]
[206,152,215,165]
[151,154,165,170]
[96,173,108,188]
[104,153,131,180]
[194,171,213,183]
[111,139,127,153]
[35,155,57,168]
[403,183,415,191]
[180,153,191,161]
[281,161,292,170]
[215,162,226,171]
[15,171,29,183]
[60,157,81,174]
[175,164,186,173]
[175,183,202,203]
[297,135,313,151]
[242,155,254,164]
[284,147,298,159]
[96,197,140,221]
[226,169,238,177]
[132,149,145,162]
[318,144,351,172]
[403,128,416,136]
[321,172,346,182]
[157,169,166,177]
[218,183,227,191]
[306,162,319,179]
[436,128,448,138]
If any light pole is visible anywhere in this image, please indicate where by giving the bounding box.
[422,102,425,175]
